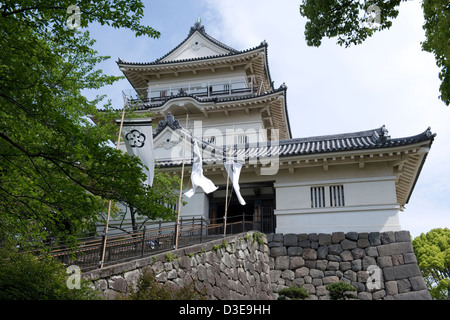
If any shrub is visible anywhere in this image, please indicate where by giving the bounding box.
[277,286,309,300]
[127,269,206,300]
[326,281,357,300]
[0,247,99,300]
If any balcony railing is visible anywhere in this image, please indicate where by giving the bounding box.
[123,76,257,107]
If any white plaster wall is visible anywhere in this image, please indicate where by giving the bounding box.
[275,207,401,234]
[273,162,401,233]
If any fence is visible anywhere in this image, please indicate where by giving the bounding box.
[37,215,259,271]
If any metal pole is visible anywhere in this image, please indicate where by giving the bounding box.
[175,114,188,249]
[100,96,127,269]
[223,126,234,237]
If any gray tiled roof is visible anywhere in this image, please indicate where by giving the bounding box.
[156,124,435,167]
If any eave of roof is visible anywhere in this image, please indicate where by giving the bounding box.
[155,125,435,167]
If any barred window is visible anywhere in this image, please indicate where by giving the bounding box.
[330,185,345,207]
[311,186,326,208]
[311,185,345,208]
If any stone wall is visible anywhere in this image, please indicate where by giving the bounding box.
[268,230,431,300]
[82,230,431,300]
[82,231,273,300]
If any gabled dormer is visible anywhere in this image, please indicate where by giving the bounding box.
[156,18,239,62]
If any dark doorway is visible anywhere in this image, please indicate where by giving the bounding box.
[208,182,276,234]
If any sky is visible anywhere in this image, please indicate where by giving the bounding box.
[84,0,449,238]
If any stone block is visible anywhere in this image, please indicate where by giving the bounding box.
[383,264,421,281]
[369,232,381,246]
[317,246,328,259]
[295,267,309,278]
[357,292,372,300]
[410,276,427,291]
[298,233,309,241]
[308,233,319,242]
[380,231,396,244]
[316,260,328,271]
[357,238,371,248]
[298,240,311,248]
[351,259,362,271]
[323,276,339,285]
[272,233,284,243]
[275,256,290,270]
[341,239,357,250]
[351,248,366,259]
[362,256,377,270]
[108,276,127,292]
[377,256,393,268]
[328,244,343,255]
[327,261,340,271]
[395,230,411,242]
[394,289,431,300]
[365,246,378,257]
[345,232,359,241]
[310,269,324,278]
[303,248,317,260]
[270,246,287,257]
[392,254,404,266]
[340,250,353,262]
[385,281,398,295]
[290,256,305,269]
[339,262,352,272]
[318,233,332,246]
[282,270,295,281]
[284,233,298,246]
[377,242,413,257]
[287,246,303,256]
[372,290,386,300]
[331,232,345,244]
[403,252,418,264]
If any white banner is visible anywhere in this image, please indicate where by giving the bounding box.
[224,160,246,206]
[118,118,155,187]
[184,141,218,198]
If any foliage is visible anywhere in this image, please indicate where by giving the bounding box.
[421,0,450,106]
[277,286,309,300]
[165,252,179,262]
[412,228,450,300]
[127,269,206,300]
[0,1,180,248]
[0,247,99,300]
[326,281,357,300]
[299,0,450,106]
[299,0,402,47]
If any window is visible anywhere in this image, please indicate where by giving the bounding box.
[310,185,345,208]
[311,186,326,208]
[330,185,345,207]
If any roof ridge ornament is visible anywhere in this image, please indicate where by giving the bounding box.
[191,17,205,34]
[377,125,390,144]
[154,112,182,137]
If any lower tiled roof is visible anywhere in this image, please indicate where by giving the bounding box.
[156,125,435,167]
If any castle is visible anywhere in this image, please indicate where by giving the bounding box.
[114,20,435,235]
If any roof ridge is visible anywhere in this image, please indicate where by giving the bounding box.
[152,20,238,64]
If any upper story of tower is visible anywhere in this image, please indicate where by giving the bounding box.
[117,19,291,141]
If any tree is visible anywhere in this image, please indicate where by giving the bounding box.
[326,281,357,300]
[0,1,179,248]
[0,247,99,300]
[299,0,450,106]
[412,228,450,300]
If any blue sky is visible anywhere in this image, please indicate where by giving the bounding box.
[84,0,449,238]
